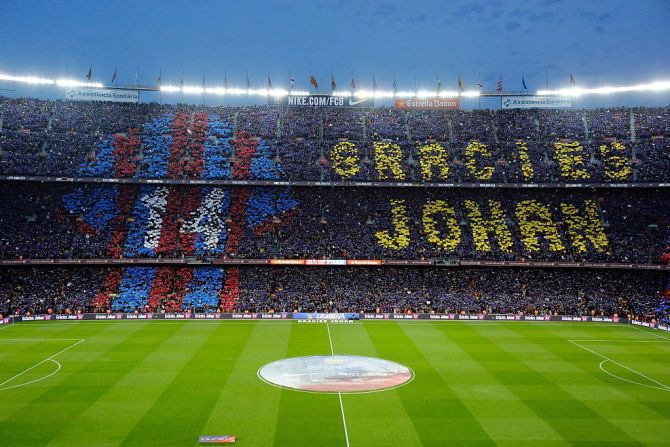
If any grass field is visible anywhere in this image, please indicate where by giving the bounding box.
[1,320,669,446]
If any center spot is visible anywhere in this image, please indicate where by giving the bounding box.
[258,355,413,393]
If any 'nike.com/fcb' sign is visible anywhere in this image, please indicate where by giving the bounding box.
[269,94,374,108]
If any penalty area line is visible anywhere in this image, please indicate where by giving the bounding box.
[628,325,670,341]
[327,323,350,447]
[569,339,670,392]
[0,338,85,391]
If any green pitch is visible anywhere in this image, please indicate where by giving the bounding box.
[1,321,669,446]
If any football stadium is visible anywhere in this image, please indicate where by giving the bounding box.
[1,1,669,445]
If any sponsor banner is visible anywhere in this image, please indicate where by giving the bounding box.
[269,94,373,108]
[94,314,119,320]
[54,314,81,320]
[458,260,669,271]
[212,259,270,265]
[305,259,348,266]
[391,314,419,319]
[293,313,359,321]
[194,313,220,319]
[10,312,636,325]
[359,313,628,323]
[65,88,140,103]
[382,259,433,266]
[394,98,459,110]
[1,175,668,189]
[0,258,667,271]
[588,316,619,323]
[229,313,288,320]
[199,435,236,444]
[362,313,390,319]
[269,259,306,265]
[124,313,153,319]
[14,315,53,322]
[502,96,572,109]
[347,259,382,266]
[631,320,655,328]
[164,313,192,319]
[522,315,552,321]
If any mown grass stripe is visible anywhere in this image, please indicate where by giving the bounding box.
[46,322,221,447]
[329,323,424,447]
[464,323,646,446]
[515,325,670,441]
[200,321,293,446]
[403,322,570,445]
[0,339,76,379]
[118,322,255,447]
[272,323,346,447]
[0,322,165,446]
[366,322,496,446]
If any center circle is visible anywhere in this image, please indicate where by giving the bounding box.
[258,355,414,393]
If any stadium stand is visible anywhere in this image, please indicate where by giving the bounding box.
[2,98,670,183]
[0,97,668,322]
[0,184,667,263]
[0,266,665,319]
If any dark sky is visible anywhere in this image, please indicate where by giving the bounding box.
[1,0,669,107]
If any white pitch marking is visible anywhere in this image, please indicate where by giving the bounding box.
[569,340,670,392]
[629,325,670,341]
[327,323,351,447]
[0,338,85,391]
[0,359,61,391]
[568,339,667,343]
[0,338,86,342]
[598,360,670,392]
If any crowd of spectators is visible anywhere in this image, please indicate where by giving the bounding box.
[0,267,105,315]
[0,97,668,325]
[1,97,670,183]
[0,266,664,320]
[0,183,666,264]
[238,267,665,318]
